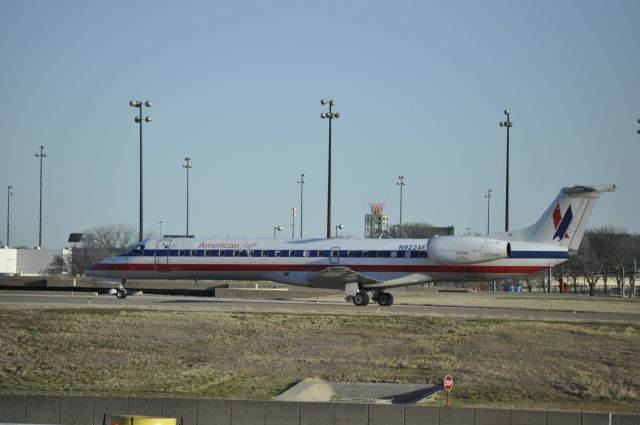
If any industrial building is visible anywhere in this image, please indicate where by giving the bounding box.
[0,248,71,276]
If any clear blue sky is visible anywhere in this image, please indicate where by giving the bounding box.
[1,0,639,248]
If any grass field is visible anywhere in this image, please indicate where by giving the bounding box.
[0,303,638,413]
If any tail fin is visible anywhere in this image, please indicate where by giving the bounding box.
[511,185,615,250]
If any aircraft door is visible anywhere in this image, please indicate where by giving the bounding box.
[155,239,172,271]
[330,247,340,265]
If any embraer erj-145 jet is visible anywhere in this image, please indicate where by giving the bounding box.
[87,185,614,306]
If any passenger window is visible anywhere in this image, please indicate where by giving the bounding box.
[362,251,369,257]
[219,250,225,257]
[275,250,281,257]
[289,250,295,257]
[233,250,240,257]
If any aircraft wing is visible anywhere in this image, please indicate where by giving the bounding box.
[308,266,432,290]
[307,266,382,289]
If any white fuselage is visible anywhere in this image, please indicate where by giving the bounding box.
[86,236,567,289]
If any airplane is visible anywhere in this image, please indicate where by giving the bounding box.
[86,184,614,306]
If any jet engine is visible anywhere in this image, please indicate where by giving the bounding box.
[427,236,511,265]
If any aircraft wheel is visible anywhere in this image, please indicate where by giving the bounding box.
[353,292,370,307]
[377,292,394,307]
[116,289,128,299]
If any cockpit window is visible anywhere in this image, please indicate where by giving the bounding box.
[123,244,145,256]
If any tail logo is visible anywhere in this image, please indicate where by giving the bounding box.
[552,203,573,240]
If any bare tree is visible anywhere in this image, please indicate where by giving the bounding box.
[587,226,630,296]
[47,223,147,276]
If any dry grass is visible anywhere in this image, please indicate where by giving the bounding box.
[0,305,638,413]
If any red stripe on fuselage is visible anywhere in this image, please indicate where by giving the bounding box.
[90,263,547,274]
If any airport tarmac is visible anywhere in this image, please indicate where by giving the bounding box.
[1,290,639,323]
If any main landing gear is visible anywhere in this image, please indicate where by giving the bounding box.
[116,279,128,299]
[351,291,394,307]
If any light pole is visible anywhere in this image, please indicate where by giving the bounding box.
[158,220,164,237]
[34,145,47,248]
[183,156,192,236]
[484,189,492,235]
[273,225,283,239]
[130,100,152,241]
[6,186,13,247]
[397,175,405,227]
[335,224,344,239]
[290,207,297,238]
[297,173,305,238]
[321,99,340,239]
[499,110,513,232]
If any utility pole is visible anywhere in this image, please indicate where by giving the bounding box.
[35,145,47,248]
[183,157,193,236]
[130,100,152,241]
[499,110,513,232]
[297,173,305,238]
[320,99,340,238]
[290,208,297,238]
[397,176,405,229]
[484,189,492,234]
[6,186,13,247]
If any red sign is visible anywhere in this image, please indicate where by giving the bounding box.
[444,375,454,392]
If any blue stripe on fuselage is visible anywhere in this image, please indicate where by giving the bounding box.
[510,250,569,259]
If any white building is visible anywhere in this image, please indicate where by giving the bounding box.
[0,248,71,276]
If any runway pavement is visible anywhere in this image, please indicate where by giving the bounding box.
[1,290,639,323]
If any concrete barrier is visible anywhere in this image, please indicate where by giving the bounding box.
[475,408,510,425]
[59,395,93,425]
[161,397,198,425]
[266,400,299,425]
[93,396,129,425]
[582,412,621,425]
[196,398,231,425]
[546,409,581,425]
[620,414,640,425]
[230,399,265,425]
[24,395,59,424]
[404,405,438,425]
[439,407,474,425]
[0,394,25,422]
[368,403,404,425]
[333,402,367,425]
[299,401,334,425]
[2,394,640,425]
[127,396,162,416]
[509,408,546,425]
